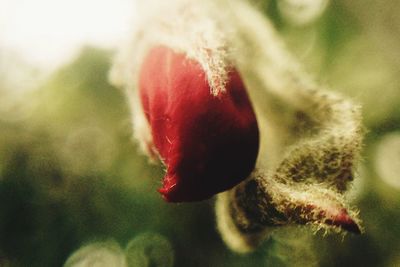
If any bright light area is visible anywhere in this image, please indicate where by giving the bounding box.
[0,0,137,71]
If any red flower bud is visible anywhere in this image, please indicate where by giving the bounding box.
[138,46,259,202]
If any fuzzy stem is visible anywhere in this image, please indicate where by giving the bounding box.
[216,1,364,253]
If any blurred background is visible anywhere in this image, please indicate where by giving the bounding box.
[0,0,399,266]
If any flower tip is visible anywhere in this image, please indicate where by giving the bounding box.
[157,177,178,202]
[326,210,362,234]
[340,220,361,234]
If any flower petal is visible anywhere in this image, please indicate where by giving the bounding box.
[139,46,259,202]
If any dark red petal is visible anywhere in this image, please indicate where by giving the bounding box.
[139,46,259,202]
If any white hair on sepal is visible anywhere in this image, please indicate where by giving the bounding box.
[109,43,156,160]
[109,0,236,97]
[108,0,238,157]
